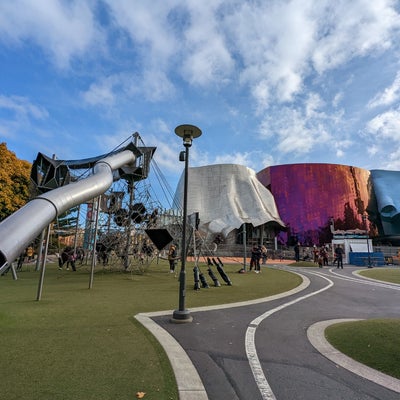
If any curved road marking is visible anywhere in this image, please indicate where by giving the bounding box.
[246,272,334,400]
[135,270,310,400]
[316,267,400,291]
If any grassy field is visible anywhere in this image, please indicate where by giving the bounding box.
[326,319,400,379]
[358,267,400,284]
[0,258,301,400]
[1,260,399,399]
[327,267,400,380]
[288,263,400,380]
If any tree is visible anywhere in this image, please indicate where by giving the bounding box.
[0,143,32,221]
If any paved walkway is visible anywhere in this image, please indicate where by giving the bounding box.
[136,265,400,399]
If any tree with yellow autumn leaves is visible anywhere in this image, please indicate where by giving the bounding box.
[0,143,32,221]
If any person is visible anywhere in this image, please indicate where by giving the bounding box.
[312,245,319,264]
[321,246,329,266]
[294,242,300,262]
[59,247,76,271]
[168,244,178,273]
[250,245,261,273]
[75,247,85,264]
[67,251,77,271]
[317,247,324,268]
[17,251,25,271]
[261,245,268,264]
[26,246,34,261]
[335,245,344,269]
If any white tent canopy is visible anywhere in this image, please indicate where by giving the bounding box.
[174,164,285,237]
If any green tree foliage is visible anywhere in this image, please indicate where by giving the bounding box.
[0,143,32,221]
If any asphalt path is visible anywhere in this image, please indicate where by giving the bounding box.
[137,266,400,400]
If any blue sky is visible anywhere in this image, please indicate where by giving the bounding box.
[1,0,400,206]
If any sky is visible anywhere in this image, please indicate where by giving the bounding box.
[1,0,400,207]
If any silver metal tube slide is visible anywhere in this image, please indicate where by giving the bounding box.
[0,150,135,271]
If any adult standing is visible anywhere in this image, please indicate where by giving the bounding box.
[335,245,344,269]
[168,244,178,273]
[250,245,262,272]
[294,242,300,262]
[260,245,268,264]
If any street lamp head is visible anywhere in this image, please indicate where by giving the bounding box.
[175,124,202,147]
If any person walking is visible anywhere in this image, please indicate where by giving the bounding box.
[168,244,178,273]
[321,246,329,266]
[335,245,344,269]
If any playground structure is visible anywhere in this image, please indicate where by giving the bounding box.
[0,134,179,278]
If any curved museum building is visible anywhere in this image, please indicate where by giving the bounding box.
[256,163,400,246]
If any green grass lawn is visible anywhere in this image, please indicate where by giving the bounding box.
[0,259,301,400]
[358,267,400,284]
[326,267,400,380]
[287,263,400,380]
[326,319,400,379]
[2,260,399,399]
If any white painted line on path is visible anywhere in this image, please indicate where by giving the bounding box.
[246,272,334,400]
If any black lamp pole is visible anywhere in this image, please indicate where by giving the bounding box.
[172,124,202,323]
[363,214,372,268]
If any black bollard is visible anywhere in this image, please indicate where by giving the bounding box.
[213,257,232,286]
[193,266,200,290]
[199,271,209,288]
[207,258,221,287]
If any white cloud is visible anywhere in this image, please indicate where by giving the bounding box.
[368,71,400,108]
[383,148,400,170]
[104,0,178,67]
[365,108,400,140]
[225,0,400,110]
[140,70,177,102]
[367,144,379,156]
[179,1,234,86]
[82,76,118,106]
[332,92,343,108]
[213,151,255,168]
[0,0,102,69]
[0,95,48,120]
[333,138,353,159]
[228,0,315,108]
[258,92,334,155]
[311,1,399,73]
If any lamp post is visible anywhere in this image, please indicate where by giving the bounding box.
[362,214,372,268]
[171,124,202,323]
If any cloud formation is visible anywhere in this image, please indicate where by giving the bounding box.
[0,0,400,179]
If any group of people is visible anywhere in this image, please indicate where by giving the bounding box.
[313,246,329,268]
[249,245,268,273]
[57,247,78,271]
[294,243,344,268]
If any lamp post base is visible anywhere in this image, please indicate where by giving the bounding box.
[171,309,193,324]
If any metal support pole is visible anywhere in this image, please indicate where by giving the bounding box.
[367,237,372,268]
[35,229,45,271]
[171,124,201,323]
[243,223,247,271]
[172,143,192,322]
[36,224,51,301]
[89,196,101,289]
[73,204,81,256]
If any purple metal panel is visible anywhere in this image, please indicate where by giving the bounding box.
[257,163,370,246]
